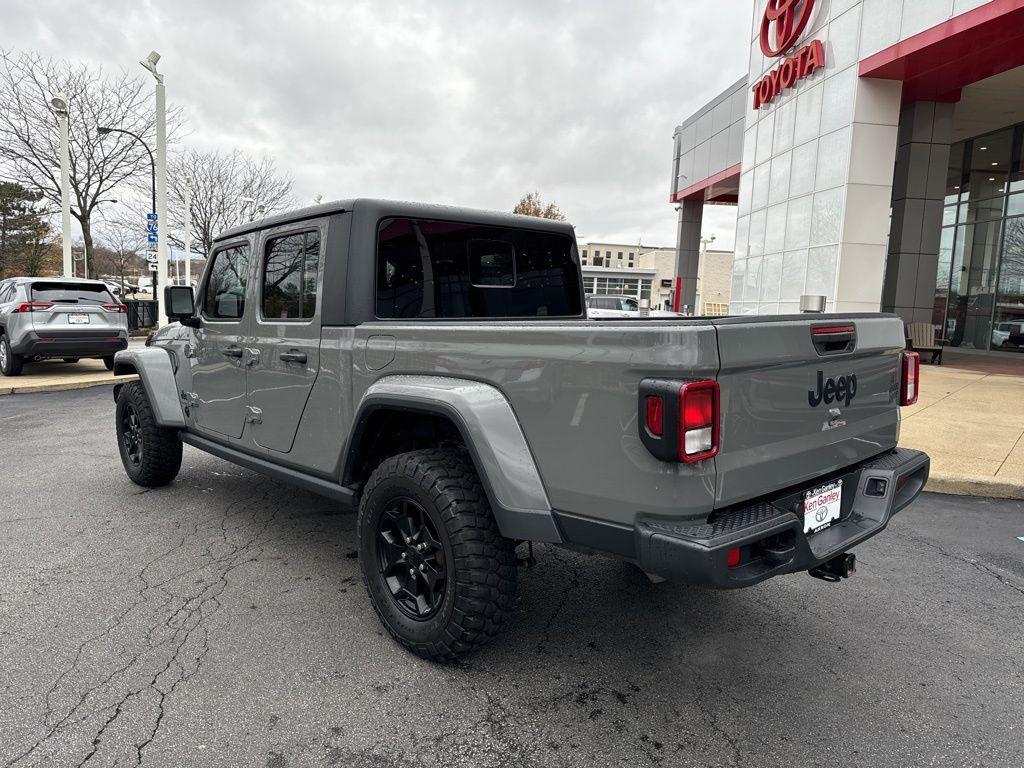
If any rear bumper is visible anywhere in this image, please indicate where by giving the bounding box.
[633,448,929,588]
[11,330,128,358]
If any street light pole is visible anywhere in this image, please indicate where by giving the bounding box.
[50,93,72,278]
[154,69,168,325]
[97,125,156,300]
[184,180,192,287]
[138,51,169,327]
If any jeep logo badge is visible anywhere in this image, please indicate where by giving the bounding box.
[808,371,857,408]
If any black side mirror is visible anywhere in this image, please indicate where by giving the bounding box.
[164,285,199,327]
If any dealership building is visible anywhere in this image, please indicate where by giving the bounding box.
[670,0,1024,352]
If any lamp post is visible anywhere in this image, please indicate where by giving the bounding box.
[98,125,156,295]
[139,51,168,326]
[183,180,192,287]
[50,93,73,278]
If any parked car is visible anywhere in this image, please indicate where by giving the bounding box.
[0,277,128,376]
[586,294,685,318]
[993,321,1024,349]
[101,279,141,297]
[111,199,929,660]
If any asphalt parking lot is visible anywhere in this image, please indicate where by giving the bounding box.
[1,387,1023,768]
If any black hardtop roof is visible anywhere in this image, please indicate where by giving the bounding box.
[215,198,576,243]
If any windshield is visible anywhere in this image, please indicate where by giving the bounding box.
[31,282,115,305]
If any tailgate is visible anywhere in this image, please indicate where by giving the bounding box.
[712,315,904,508]
[31,304,123,334]
[29,281,124,335]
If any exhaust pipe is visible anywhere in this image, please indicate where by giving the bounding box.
[808,552,856,582]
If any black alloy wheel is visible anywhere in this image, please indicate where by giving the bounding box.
[121,403,143,466]
[376,497,446,620]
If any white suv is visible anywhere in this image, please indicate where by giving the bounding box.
[0,277,129,376]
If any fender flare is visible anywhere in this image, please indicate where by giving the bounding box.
[111,347,186,429]
[347,375,562,544]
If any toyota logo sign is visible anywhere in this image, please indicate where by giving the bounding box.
[760,0,816,57]
[751,0,825,109]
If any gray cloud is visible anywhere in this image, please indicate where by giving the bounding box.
[4,0,749,248]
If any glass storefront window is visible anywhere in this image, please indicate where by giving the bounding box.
[584,275,650,302]
[993,215,1024,352]
[934,226,955,334]
[946,221,1002,349]
[1009,125,1024,194]
[936,125,1024,352]
[1006,192,1024,218]
[965,128,1013,202]
[945,142,965,203]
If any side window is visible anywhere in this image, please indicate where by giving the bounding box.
[376,218,424,319]
[375,217,581,319]
[261,230,321,320]
[203,242,251,319]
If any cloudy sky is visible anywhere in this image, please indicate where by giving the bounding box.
[6,0,751,249]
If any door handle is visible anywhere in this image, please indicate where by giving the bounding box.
[279,350,307,364]
[222,346,243,358]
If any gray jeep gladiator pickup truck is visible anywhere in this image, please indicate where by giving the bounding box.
[111,198,929,661]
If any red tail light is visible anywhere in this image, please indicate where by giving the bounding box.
[645,396,664,437]
[900,351,920,406]
[811,324,855,335]
[679,380,719,463]
[13,302,53,313]
[101,303,127,313]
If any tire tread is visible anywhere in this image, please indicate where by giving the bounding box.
[117,381,182,487]
[359,448,517,661]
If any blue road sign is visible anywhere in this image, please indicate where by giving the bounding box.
[147,234,157,244]
[147,224,158,235]
[146,213,158,221]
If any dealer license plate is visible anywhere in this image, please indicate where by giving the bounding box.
[68,314,89,324]
[803,480,842,534]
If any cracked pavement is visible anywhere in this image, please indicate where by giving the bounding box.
[1,388,1023,767]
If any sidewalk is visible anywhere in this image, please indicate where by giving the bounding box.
[0,358,134,396]
[899,355,1024,499]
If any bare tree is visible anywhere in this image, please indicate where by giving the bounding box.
[0,50,181,276]
[95,214,148,294]
[512,191,568,221]
[168,149,293,258]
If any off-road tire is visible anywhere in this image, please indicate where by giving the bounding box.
[0,333,23,376]
[103,355,115,371]
[358,448,518,661]
[115,381,182,487]
[62,358,80,363]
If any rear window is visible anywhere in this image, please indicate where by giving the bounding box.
[31,282,114,304]
[375,217,582,319]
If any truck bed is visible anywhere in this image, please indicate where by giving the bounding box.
[341,312,906,528]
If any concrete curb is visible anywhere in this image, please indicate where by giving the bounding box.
[925,473,1024,500]
[0,374,136,397]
